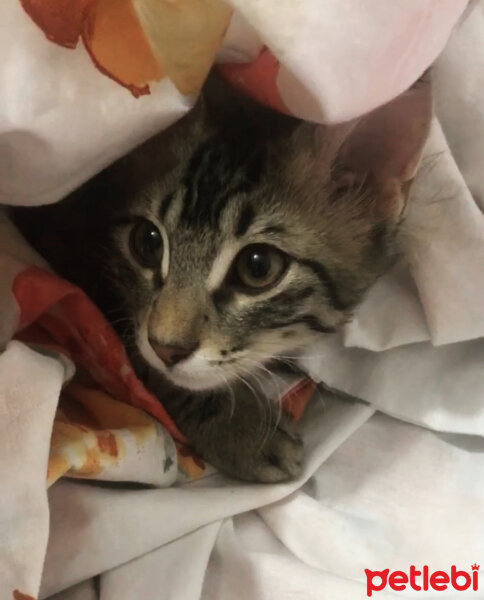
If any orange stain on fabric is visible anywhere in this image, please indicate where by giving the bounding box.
[46,381,165,485]
[82,0,162,97]
[48,421,125,483]
[19,0,232,96]
[177,443,206,479]
[13,591,35,600]
[66,383,148,428]
[64,382,158,445]
[95,430,119,457]
[133,0,232,95]
[48,389,126,484]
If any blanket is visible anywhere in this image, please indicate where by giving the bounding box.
[1,1,483,599]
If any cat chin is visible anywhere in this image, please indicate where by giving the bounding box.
[164,371,226,393]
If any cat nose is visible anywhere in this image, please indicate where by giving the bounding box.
[149,340,199,367]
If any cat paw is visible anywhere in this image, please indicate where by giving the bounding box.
[181,390,305,484]
[196,419,304,483]
[251,424,304,483]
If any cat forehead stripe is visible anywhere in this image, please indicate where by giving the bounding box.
[159,191,175,220]
[235,204,255,237]
[180,137,266,230]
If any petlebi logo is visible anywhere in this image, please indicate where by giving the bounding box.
[365,564,480,597]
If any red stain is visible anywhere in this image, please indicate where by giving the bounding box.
[218,48,290,116]
[281,379,316,422]
[19,0,94,48]
[12,266,187,443]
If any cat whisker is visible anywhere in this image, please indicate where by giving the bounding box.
[243,358,290,425]
[250,347,344,361]
[243,357,286,402]
[211,365,236,421]
[232,363,279,452]
[231,370,275,446]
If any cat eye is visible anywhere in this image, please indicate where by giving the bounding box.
[233,244,288,291]
[129,218,163,268]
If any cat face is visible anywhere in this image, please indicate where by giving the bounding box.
[111,135,368,391]
[11,75,431,393]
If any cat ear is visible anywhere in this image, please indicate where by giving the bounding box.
[330,72,433,217]
[338,72,432,182]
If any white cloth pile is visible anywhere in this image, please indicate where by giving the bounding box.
[1,1,483,599]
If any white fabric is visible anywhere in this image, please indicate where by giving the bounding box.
[43,403,484,600]
[0,342,71,597]
[0,0,467,206]
[225,0,468,122]
[40,398,373,598]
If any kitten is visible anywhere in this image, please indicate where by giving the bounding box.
[10,75,432,482]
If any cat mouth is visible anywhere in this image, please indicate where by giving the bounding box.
[150,351,276,393]
[136,317,303,393]
[166,355,303,393]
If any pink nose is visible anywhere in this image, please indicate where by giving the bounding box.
[149,340,198,367]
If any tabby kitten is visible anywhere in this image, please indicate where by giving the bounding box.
[11,75,431,482]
